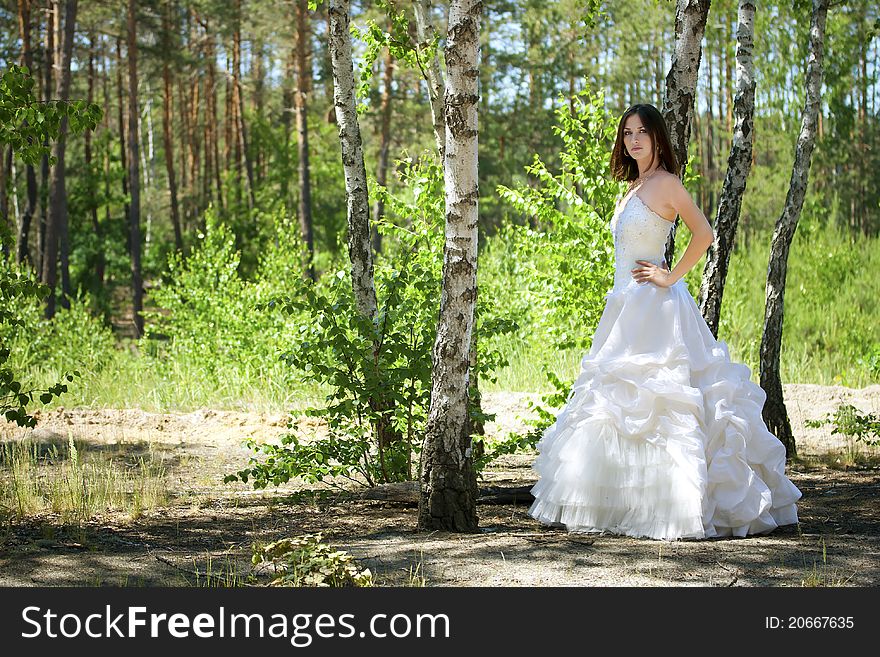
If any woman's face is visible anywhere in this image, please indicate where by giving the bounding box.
[622,114,654,164]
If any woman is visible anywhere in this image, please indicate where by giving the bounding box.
[528,103,802,541]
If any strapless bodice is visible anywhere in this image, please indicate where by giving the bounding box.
[610,194,674,292]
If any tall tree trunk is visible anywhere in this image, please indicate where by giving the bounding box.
[38,2,55,277]
[16,0,38,267]
[858,29,868,235]
[698,0,756,338]
[760,0,829,459]
[116,36,130,254]
[187,30,201,218]
[329,0,404,475]
[328,0,378,323]
[415,0,486,455]
[725,16,733,134]
[252,38,265,178]
[233,1,255,211]
[412,0,446,159]
[204,23,223,212]
[85,34,105,289]
[224,52,233,209]
[371,45,394,255]
[418,0,481,533]
[102,34,113,274]
[161,8,183,252]
[662,0,711,269]
[127,0,144,337]
[231,14,243,208]
[42,0,76,318]
[1,146,10,259]
[706,47,715,224]
[294,0,315,280]
[281,44,294,210]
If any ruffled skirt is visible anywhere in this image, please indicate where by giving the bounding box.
[528,277,802,541]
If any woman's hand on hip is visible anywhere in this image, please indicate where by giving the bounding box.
[632,259,674,288]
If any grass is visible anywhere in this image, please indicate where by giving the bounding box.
[190,552,251,588]
[800,538,857,587]
[0,433,169,523]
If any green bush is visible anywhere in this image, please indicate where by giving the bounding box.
[143,206,302,387]
[228,153,518,488]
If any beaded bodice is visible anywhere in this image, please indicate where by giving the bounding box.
[610,193,674,292]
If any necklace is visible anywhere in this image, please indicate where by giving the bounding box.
[627,166,664,192]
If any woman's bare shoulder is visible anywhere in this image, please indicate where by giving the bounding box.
[658,169,682,186]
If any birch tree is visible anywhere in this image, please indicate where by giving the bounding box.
[698,0,756,337]
[760,0,830,459]
[661,0,711,268]
[418,0,481,532]
[328,0,401,458]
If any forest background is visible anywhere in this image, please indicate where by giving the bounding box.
[0,0,878,472]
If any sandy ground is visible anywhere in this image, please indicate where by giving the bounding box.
[0,384,878,587]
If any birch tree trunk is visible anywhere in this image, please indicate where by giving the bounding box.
[760,0,829,459]
[328,0,402,473]
[295,0,315,281]
[414,0,486,457]
[418,0,481,533]
[41,0,76,319]
[412,0,446,159]
[127,0,144,337]
[328,0,378,323]
[661,0,711,269]
[698,0,756,338]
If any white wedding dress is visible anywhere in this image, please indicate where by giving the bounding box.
[528,192,802,540]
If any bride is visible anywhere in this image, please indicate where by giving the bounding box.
[528,103,802,541]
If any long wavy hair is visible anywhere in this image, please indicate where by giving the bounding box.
[609,103,679,183]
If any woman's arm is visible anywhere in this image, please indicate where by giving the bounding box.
[662,175,715,285]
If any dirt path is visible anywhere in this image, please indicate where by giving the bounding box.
[1,385,878,587]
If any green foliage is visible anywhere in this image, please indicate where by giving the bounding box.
[496,88,620,355]
[252,533,374,587]
[714,201,880,387]
[0,64,101,165]
[351,0,419,110]
[0,234,83,429]
[805,404,880,448]
[0,63,102,425]
[227,153,518,489]
[143,206,301,385]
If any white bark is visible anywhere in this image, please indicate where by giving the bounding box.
[328,0,378,323]
[760,0,829,459]
[662,0,711,268]
[419,0,481,533]
[698,1,756,336]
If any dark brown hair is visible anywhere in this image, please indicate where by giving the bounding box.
[610,103,679,182]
